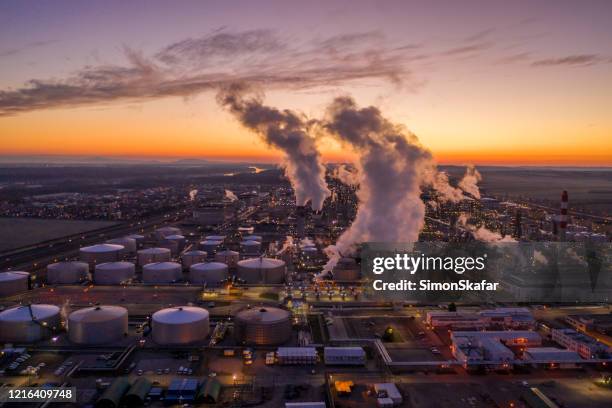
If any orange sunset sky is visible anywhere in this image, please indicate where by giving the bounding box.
[1,1,611,166]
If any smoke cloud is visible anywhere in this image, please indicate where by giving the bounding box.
[320,96,435,271]
[458,165,482,199]
[458,213,516,242]
[332,164,359,186]
[224,189,238,201]
[217,84,330,211]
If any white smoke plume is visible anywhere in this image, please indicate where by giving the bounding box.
[332,164,359,186]
[217,83,330,211]
[458,165,482,199]
[224,189,238,201]
[300,237,315,247]
[458,213,516,242]
[533,250,549,265]
[189,189,198,201]
[278,235,294,254]
[320,96,436,273]
[430,170,465,202]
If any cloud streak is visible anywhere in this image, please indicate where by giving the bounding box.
[531,54,607,67]
[0,29,418,116]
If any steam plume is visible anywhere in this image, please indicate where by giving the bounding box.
[217,84,330,211]
[225,189,238,201]
[321,96,434,271]
[332,164,359,186]
[458,165,482,199]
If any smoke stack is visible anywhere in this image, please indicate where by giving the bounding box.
[559,190,568,241]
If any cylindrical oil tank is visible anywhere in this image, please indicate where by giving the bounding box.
[189,262,229,285]
[142,262,182,283]
[214,250,239,268]
[68,305,128,345]
[137,247,171,266]
[152,306,210,345]
[163,234,186,252]
[154,226,182,240]
[0,271,29,297]
[205,235,226,241]
[333,257,361,281]
[236,258,286,284]
[106,237,137,254]
[199,240,222,255]
[94,262,135,284]
[127,234,145,247]
[234,307,292,345]
[243,235,262,242]
[158,239,179,256]
[46,261,89,284]
[181,250,207,269]
[0,304,61,343]
[79,243,124,264]
[240,240,261,256]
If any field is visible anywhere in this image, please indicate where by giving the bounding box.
[0,217,118,252]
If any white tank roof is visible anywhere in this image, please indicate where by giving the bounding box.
[139,247,171,254]
[183,250,207,256]
[144,261,181,270]
[0,304,60,322]
[205,235,226,240]
[80,243,124,253]
[238,257,285,269]
[0,271,30,281]
[95,261,135,270]
[236,307,290,323]
[216,249,238,255]
[191,262,228,271]
[152,306,209,324]
[165,234,185,240]
[243,235,262,241]
[241,240,261,246]
[201,240,222,245]
[69,305,127,323]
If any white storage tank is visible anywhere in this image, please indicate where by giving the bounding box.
[205,235,226,241]
[158,239,180,256]
[234,307,292,345]
[199,240,222,255]
[142,262,182,284]
[47,261,89,284]
[0,271,30,297]
[163,234,186,252]
[68,305,128,344]
[236,258,286,284]
[79,243,124,264]
[137,247,171,265]
[240,240,261,255]
[0,304,61,343]
[94,262,135,284]
[189,262,229,285]
[106,237,137,254]
[126,234,145,247]
[182,250,207,269]
[152,306,210,345]
[214,250,240,268]
[155,226,182,240]
[243,235,262,242]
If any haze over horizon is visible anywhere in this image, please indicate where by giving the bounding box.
[1,0,611,166]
